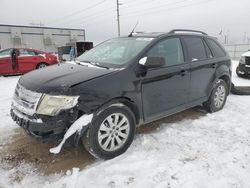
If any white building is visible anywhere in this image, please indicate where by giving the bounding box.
[0,24,85,53]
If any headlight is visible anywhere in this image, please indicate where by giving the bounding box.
[36,94,79,116]
[239,56,245,64]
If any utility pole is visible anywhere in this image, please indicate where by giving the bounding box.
[116,0,121,36]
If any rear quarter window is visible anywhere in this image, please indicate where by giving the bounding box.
[206,38,226,58]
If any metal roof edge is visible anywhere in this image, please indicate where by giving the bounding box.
[0,24,85,32]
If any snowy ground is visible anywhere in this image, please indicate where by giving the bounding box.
[0,61,250,188]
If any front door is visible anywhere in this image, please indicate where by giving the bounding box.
[141,37,190,122]
[0,49,14,75]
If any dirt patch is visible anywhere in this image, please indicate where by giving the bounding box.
[0,129,95,175]
[0,107,206,176]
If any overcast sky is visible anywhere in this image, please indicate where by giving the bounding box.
[0,0,250,44]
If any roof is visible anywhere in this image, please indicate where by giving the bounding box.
[0,24,84,32]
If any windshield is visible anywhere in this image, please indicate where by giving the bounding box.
[76,37,154,68]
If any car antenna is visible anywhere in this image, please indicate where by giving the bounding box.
[128,22,139,37]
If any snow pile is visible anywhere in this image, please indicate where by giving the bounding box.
[0,61,250,188]
[24,96,250,188]
[49,114,93,154]
[0,76,19,148]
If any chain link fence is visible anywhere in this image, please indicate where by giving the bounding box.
[223,44,250,60]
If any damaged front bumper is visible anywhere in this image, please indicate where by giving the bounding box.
[10,83,88,145]
[237,64,250,75]
[10,83,93,146]
[10,108,78,142]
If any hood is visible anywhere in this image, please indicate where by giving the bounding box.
[19,62,118,93]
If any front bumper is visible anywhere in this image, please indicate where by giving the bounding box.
[237,64,250,75]
[10,108,77,142]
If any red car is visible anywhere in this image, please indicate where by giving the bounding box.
[0,48,58,75]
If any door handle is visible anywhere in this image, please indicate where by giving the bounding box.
[212,63,217,68]
[180,69,187,76]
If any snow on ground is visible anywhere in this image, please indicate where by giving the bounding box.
[0,61,250,188]
[0,76,20,148]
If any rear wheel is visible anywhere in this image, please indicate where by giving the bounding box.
[36,63,48,69]
[82,104,136,159]
[203,79,228,113]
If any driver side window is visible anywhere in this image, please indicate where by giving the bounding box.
[147,38,184,66]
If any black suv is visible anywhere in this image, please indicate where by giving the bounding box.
[11,29,231,159]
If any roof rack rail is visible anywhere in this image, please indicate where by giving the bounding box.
[168,29,208,35]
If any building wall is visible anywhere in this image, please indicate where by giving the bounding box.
[0,24,85,53]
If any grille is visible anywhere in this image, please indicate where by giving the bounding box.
[246,57,250,65]
[12,83,42,116]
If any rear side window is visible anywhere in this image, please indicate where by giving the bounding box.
[206,38,226,57]
[183,37,207,62]
[147,38,184,66]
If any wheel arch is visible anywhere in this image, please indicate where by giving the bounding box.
[94,97,140,126]
[36,62,49,69]
[207,63,231,97]
[74,96,140,148]
[218,74,231,94]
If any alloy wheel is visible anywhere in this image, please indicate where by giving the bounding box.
[97,113,130,152]
[214,85,226,108]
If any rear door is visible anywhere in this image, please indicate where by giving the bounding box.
[182,36,215,103]
[0,49,13,75]
[17,49,39,73]
[141,37,191,122]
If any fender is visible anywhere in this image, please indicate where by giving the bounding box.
[207,64,231,97]
[74,97,141,147]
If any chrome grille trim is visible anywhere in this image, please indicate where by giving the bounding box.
[12,83,42,116]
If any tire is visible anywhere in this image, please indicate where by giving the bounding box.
[203,79,228,113]
[82,104,136,159]
[36,63,48,69]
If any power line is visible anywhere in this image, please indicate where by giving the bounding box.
[46,0,108,25]
[122,0,190,15]
[62,9,116,28]
[122,0,214,19]
[50,6,116,27]
[121,0,166,9]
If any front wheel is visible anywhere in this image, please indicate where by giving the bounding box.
[36,63,48,69]
[203,79,228,113]
[82,104,136,159]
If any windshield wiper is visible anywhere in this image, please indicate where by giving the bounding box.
[74,59,90,65]
[90,62,109,69]
[75,59,109,69]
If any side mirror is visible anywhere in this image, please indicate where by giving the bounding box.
[139,56,165,68]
